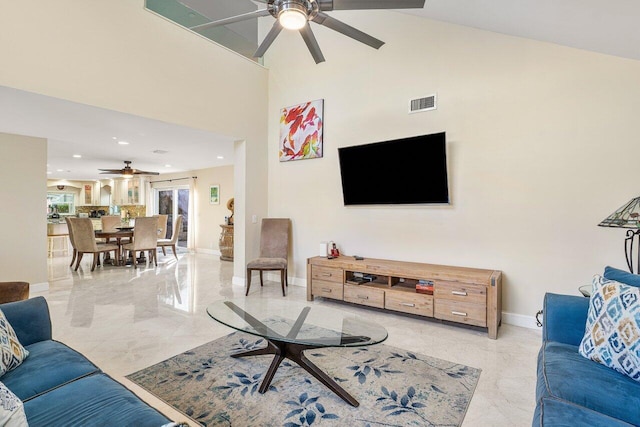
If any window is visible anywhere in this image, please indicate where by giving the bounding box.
[47,192,75,215]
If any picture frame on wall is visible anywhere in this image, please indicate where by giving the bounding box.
[84,184,93,205]
[279,99,324,162]
[209,185,220,205]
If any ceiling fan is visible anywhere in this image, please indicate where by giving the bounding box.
[188,0,427,64]
[98,161,159,176]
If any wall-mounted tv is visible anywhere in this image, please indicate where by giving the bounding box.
[338,132,449,206]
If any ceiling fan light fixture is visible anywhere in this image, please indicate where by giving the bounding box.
[278,4,308,30]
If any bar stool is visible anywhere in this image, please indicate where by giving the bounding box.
[47,223,69,257]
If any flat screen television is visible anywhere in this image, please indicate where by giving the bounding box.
[338,132,449,205]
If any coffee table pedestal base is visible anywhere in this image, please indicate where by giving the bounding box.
[232,340,359,407]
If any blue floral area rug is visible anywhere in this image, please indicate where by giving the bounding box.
[126,332,480,427]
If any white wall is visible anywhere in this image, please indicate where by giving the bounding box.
[264,12,640,319]
[0,0,269,280]
[0,133,47,286]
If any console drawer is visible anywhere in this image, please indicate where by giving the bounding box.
[312,266,343,283]
[435,281,486,305]
[435,300,486,327]
[385,292,433,317]
[344,284,384,309]
[311,280,343,300]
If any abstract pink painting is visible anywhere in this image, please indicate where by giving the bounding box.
[279,99,323,162]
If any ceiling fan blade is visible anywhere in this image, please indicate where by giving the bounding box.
[132,170,160,176]
[318,0,425,11]
[313,12,384,49]
[189,9,271,31]
[299,24,326,64]
[254,21,283,58]
[99,170,121,174]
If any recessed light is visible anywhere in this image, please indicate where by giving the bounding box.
[112,137,117,140]
[217,155,224,159]
[165,164,172,168]
[118,141,129,145]
[56,169,64,172]
[46,171,52,175]
[72,154,82,158]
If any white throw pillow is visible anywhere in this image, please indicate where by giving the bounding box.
[0,381,28,426]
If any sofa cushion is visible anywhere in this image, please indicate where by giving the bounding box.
[23,373,171,427]
[0,381,28,427]
[604,266,640,288]
[1,340,99,401]
[537,341,640,425]
[533,396,634,427]
[0,308,29,377]
[579,275,640,382]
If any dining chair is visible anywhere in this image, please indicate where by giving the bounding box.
[65,217,78,268]
[154,214,169,239]
[157,215,183,260]
[101,216,121,232]
[245,218,291,297]
[68,218,119,272]
[122,217,159,269]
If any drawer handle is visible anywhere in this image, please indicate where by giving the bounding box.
[452,311,467,316]
[322,288,332,293]
[400,303,415,307]
[322,273,333,277]
[452,291,467,296]
[357,295,369,300]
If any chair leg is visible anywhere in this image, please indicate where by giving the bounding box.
[171,245,178,260]
[285,268,288,287]
[246,268,252,296]
[152,250,157,267]
[162,246,167,256]
[74,253,84,271]
[259,271,264,287]
[132,250,137,269]
[281,269,286,297]
[91,254,99,272]
[69,249,77,268]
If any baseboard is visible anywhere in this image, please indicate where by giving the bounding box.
[501,311,541,330]
[30,282,50,293]
[195,248,221,256]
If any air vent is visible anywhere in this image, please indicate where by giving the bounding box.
[409,94,437,114]
[152,149,169,154]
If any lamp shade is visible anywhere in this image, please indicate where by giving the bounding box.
[598,197,640,228]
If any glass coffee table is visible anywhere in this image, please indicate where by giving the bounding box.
[206,298,388,407]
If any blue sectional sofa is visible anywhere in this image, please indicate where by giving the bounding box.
[534,293,640,426]
[0,296,173,426]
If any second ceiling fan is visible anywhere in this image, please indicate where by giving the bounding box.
[188,0,426,64]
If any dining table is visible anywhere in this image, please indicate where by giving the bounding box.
[95,229,133,266]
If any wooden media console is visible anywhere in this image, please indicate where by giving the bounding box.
[306,256,502,339]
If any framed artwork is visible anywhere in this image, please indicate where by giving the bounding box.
[279,99,323,162]
[209,185,220,205]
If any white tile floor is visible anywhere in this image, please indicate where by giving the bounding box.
[38,251,541,426]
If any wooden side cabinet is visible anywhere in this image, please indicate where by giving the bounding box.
[307,256,502,339]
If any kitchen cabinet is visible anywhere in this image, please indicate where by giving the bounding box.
[112,177,145,205]
[76,182,100,206]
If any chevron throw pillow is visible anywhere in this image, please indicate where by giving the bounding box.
[579,275,640,382]
[0,310,28,378]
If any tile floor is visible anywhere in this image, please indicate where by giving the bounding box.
[38,251,542,426]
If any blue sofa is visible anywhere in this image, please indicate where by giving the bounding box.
[534,293,640,426]
[0,296,173,426]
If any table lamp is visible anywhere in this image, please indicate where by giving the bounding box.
[598,196,640,273]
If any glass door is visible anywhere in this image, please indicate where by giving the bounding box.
[155,187,189,248]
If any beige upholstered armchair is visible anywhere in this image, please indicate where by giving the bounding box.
[246,218,291,296]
